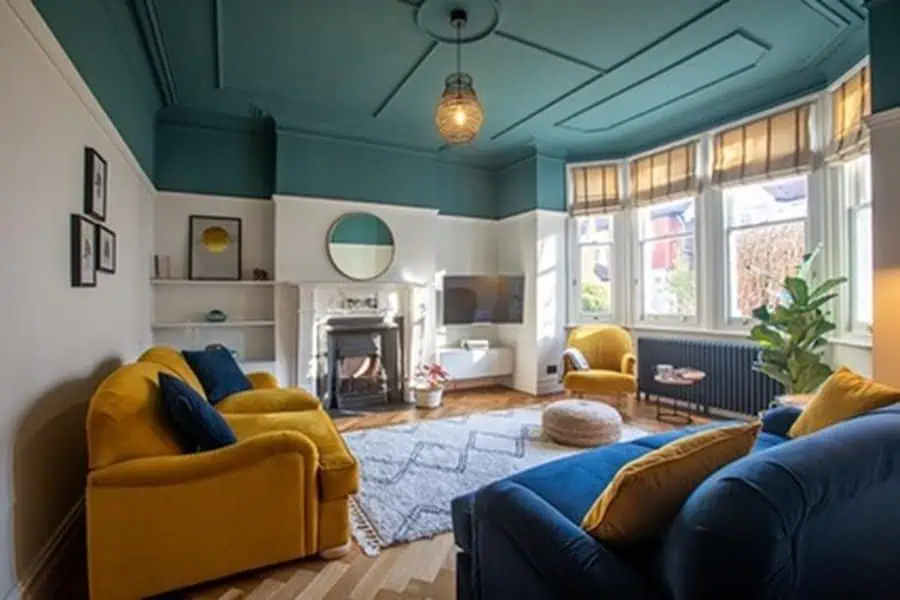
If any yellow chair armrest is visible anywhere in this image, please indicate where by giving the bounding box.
[621,353,637,376]
[247,371,279,389]
[216,388,321,414]
[88,431,318,487]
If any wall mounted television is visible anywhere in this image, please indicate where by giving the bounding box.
[442,275,525,325]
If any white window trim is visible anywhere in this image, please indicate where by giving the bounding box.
[633,198,699,326]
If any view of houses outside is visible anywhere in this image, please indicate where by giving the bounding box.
[638,199,696,316]
[578,217,612,314]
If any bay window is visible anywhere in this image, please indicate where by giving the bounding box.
[637,198,697,320]
[723,177,808,321]
[844,155,873,330]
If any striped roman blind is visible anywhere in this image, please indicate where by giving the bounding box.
[629,141,699,205]
[828,65,871,162]
[712,104,813,186]
[569,163,623,216]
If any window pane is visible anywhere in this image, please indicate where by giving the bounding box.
[642,238,696,316]
[580,245,612,314]
[638,198,695,240]
[725,176,808,227]
[853,205,873,325]
[728,221,806,318]
[577,215,612,244]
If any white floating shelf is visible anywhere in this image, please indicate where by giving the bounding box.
[152,320,276,329]
[151,279,275,287]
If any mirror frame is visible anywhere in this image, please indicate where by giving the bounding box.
[325,212,396,281]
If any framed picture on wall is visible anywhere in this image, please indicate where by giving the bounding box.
[71,214,97,287]
[189,215,242,280]
[96,224,116,274]
[84,147,108,221]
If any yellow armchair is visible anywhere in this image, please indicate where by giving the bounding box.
[86,358,358,600]
[563,325,637,418]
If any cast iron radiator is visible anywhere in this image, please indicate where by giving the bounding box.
[636,337,783,416]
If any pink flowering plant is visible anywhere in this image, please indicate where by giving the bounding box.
[413,363,451,391]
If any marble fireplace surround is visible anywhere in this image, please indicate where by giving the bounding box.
[295,282,435,396]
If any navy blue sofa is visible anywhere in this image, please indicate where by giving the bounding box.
[452,405,900,600]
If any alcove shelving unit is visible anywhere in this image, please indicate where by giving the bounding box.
[151,279,277,375]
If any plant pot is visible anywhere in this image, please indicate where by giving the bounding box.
[414,386,444,409]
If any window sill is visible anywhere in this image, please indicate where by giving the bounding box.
[828,335,872,350]
[627,323,749,339]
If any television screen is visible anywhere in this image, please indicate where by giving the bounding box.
[443,276,524,325]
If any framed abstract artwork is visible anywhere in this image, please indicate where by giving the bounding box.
[71,214,97,287]
[84,147,108,221]
[96,224,116,274]
[188,215,242,280]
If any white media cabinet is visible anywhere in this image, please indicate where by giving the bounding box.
[436,347,515,381]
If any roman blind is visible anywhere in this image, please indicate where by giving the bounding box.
[828,66,870,161]
[629,142,699,205]
[570,164,623,215]
[712,104,812,186]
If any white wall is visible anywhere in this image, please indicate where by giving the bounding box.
[154,192,274,280]
[870,107,900,386]
[535,211,568,394]
[0,0,153,594]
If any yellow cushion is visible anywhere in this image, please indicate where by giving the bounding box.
[582,421,761,542]
[87,362,182,469]
[138,346,206,399]
[788,367,900,438]
[225,411,358,500]
[564,370,636,395]
[216,387,321,414]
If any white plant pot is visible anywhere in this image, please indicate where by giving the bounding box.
[414,387,444,409]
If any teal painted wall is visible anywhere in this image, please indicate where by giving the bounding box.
[329,214,394,246]
[35,0,161,176]
[536,155,566,212]
[495,157,537,219]
[155,119,275,199]
[869,0,900,113]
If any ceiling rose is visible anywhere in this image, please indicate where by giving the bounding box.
[435,9,485,145]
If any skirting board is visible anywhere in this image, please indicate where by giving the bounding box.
[4,498,85,600]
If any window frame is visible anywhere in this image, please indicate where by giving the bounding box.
[570,214,616,323]
[842,155,873,335]
[633,196,699,325]
[721,175,811,327]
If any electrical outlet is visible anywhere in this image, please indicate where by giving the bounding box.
[546,364,558,375]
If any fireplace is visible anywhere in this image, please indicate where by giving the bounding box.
[317,316,405,412]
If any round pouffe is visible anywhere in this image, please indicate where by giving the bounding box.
[542,399,624,448]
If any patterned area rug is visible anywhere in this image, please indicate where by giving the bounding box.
[342,406,648,556]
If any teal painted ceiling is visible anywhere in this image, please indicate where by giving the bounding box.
[144,0,868,166]
[43,0,869,170]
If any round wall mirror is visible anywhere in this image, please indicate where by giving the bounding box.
[327,212,395,281]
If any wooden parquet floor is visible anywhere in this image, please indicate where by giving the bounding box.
[62,388,687,600]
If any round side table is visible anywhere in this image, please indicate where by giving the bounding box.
[653,368,706,425]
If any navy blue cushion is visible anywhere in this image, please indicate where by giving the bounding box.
[760,405,802,438]
[182,347,252,404]
[158,372,237,452]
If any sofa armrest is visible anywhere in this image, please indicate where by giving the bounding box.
[216,388,321,414]
[89,431,318,487]
[475,481,657,599]
[247,371,279,389]
[621,352,637,376]
[760,406,802,438]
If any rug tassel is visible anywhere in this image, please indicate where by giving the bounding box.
[350,496,385,557]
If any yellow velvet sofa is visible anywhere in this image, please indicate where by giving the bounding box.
[562,325,638,418]
[86,347,359,600]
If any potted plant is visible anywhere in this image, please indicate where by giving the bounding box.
[748,245,847,394]
[412,363,451,409]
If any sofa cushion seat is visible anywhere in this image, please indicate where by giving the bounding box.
[225,411,358,501]
[565,370,637,396]
[215,388,321,414]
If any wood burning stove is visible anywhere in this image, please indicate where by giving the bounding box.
[317,316,405,413]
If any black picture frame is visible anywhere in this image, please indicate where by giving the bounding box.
[188,215,242,280]
[96,224,116,274]
[84,147,108,222]
[71,214,97,287]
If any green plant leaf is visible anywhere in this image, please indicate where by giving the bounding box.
[749,325,783,348]
[804,293,838,312]
[809,277,848,301]
[754,363,793,389]
[752,305,771,322]
[759,348,789,369]
[783,277,809,305]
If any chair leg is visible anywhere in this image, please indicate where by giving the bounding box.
[319,542,352,560]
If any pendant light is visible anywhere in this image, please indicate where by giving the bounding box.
[435,9,484,144]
